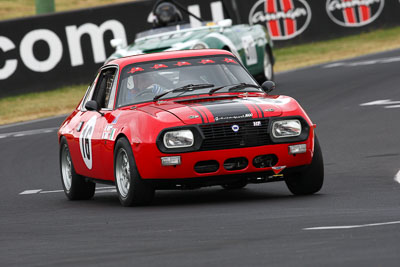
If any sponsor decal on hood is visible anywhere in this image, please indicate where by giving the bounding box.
[152,98,283,124]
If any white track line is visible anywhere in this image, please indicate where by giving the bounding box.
[41,189,116,194]
[19,186,115,195]
[96,186,115,190]
[19,189,43,195]
[0,127,58,139]
[385,105,400,109]
[96,189,117,194]
[395,170,400,184]
[304,221,400,231]
[40,189,64,194]
[0,114,66,130]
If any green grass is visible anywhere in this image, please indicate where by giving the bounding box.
[0,84,86,125]
[274,26,400,72]
[1,26,400,125]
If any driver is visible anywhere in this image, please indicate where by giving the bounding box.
[153,2,183,28]
[124,72,164,103]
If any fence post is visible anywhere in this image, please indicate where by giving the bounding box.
[35,0,55,15]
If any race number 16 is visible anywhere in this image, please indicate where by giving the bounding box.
[79,116,97,170]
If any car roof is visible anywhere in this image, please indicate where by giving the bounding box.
[108,49,234,69]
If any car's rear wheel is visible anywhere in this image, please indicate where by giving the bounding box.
[285,136,324,195]
[59,137,95,200]
[114,138,155,206]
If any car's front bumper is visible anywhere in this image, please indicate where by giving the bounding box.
[133,136,314,180]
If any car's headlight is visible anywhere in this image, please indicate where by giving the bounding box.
[272,120,302,138]
[163,130,194,148]
[191,42,208,49]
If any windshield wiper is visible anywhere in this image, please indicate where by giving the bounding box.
[209,83,261,95]
[208,85,228,95]
[228,83,261,92]
[153,83,214,101]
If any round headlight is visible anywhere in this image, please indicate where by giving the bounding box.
[192,42,208,50]
[272,120,302,138]
[163,130,194,148]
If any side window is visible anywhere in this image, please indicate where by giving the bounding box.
[80,73,99,111]
[91,68,117,109]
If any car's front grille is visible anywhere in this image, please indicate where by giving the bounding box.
[199,119,271,151]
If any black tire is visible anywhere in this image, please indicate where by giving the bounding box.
[263,49,274,82]
[285,136,324,195]
[59,137,95,200]
[114,138,155,206]
[221,180,248,190]
[255,49,274,84]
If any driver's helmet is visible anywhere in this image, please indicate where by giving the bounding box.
[153,2,183,27]
[126,73,163,95]
[136,73,153,90]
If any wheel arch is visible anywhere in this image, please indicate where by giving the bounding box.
[222,45,231,52]
[113,133,130,152]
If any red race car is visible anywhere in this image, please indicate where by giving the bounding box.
[58,49,323,206]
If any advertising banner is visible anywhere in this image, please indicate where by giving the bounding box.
[0,0,399,97]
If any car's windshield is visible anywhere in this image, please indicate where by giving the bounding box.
[116,55,258,107]
[135,23,209,39]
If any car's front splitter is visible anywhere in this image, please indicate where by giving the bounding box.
[142,165,308,190]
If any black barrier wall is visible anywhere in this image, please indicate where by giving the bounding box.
[0,0,399,97]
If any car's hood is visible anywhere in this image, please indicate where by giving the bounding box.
[128,27,218,53]
[139,96,285,124]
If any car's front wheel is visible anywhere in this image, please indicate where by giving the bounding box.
[114,138,155,206]
[59,137,95,200]
[263,49,274,82]
[285,137,324,195]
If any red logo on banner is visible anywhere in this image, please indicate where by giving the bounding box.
[249,0,312,41]
[127,67,144,74]
[326,0,384,27]
[174,61,192,66]
[151,64,168,69]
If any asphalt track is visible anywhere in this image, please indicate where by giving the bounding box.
[1,49,400,266]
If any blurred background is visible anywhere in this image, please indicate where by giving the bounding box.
[0,0,399,124]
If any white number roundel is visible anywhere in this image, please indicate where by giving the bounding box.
[79,116,97,169]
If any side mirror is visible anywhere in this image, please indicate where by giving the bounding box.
[85,100,100,112]
[85,100,104,116]
[110,38,123,50]
[261,81,276,93]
